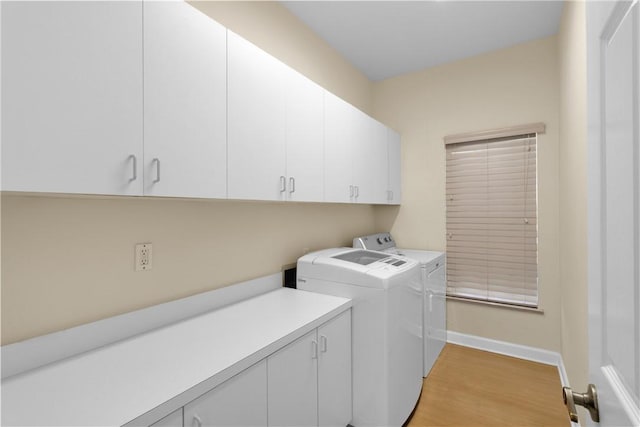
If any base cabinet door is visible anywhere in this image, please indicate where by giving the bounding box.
[150,408,183,427]
[318,310,352,427]
[183,360,267,427]
[267,330,318,427]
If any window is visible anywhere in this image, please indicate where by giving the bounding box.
[444,124,542,308]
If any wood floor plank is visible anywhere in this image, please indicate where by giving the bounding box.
[405,344,570,427]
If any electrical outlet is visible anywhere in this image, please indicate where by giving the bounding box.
[135,243,153,271]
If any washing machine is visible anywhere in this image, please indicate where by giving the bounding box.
[354,233,446,377]
[297,247,423,427]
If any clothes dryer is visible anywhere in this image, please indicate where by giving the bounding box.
[297,248,423,427]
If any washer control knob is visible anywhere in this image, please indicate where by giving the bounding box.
[384,237,390,242]
[377,237,383,244]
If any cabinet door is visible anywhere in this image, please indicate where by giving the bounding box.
[267,330,318,426]
[324,92,356,203]
[318,310,352,427]
[387,129,402,205]
[227,32,286,201]
[1,1,143,195]
[143,1,226,198]
[150,408,183,427]
[285,68,324,203]
[353,117,388,204]
[184,360,268,427]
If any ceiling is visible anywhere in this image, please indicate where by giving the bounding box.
[281,1,565,81]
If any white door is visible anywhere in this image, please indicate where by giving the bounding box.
[585,1,640,425]
[228,31,286,201]
[284,67,324,203]
[317,310,352,427]
[1,1,143,195]
[183,360,268,427]
[143,1,227,199]
[267,330,318,426]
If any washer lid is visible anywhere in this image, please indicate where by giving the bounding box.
[331,250,388,266]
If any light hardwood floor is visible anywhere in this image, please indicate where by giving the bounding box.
[405,344,570,427]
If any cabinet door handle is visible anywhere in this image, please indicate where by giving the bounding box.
[280,176,286,193]
[153,158,161,183]
[192,414,202,427]
[128,155,137,182]
[289,177,295,193]
[320,335,327,353]
[355,186,359,198]
[311,340,318,359]
[349,185,354,198]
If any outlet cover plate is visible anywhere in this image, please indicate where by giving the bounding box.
[135,243,152,271]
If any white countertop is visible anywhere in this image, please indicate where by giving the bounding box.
[1,288,352,426]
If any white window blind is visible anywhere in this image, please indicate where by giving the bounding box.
[445,134,538,308]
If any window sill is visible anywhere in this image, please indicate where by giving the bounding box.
[446,295,544,314]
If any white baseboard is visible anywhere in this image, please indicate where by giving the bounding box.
[447,331,571,387]
[2,273,282,379]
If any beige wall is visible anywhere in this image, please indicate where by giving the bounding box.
[558,0,588,391]
[372,36,563,352]
[1,195,375,344]
[0,1,374,345]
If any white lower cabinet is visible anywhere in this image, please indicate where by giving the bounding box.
[268,330,318,426]
[317,311,352,427]
[183,360,268,427]
[149,309,351,427]
[268,310,352,427]
[150,408,183,427]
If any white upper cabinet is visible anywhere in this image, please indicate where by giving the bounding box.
[143,1,227,199]
[227,31,287,201]
[324,92,359,203]
[1,1,143,195]
[227,32,324,203]
[284,68,325,203]
[387,129,402,205]
[2,0,400,205]
[324,91,391,204]
[354,116,388,205]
